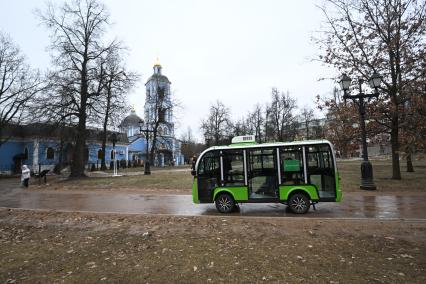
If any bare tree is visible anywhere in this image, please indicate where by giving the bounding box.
[299,106,316,139]
[317,89,360,158]
[267,88,297,142]
[248,104,265,143]
[232,116,251,137]
[97,49,139,170]
[400,89,426,172]
[316,0,426,179]
[38,0,119,177]
[179,126,205,162]
[0,32,42,148]
[200,101,232,146]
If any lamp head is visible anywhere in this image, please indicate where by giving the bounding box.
[369,72,382,89]
[340,74,351,91]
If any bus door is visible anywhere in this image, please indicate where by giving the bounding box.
[197,151,221,203]
[246,148,278,199]
[306,144,336,200]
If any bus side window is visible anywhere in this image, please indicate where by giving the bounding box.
[198,152,220,177]
[279,146,304,185]
[307,145,334,173]
[222,150,245,186]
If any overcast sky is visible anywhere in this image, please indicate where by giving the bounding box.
[0,0,337,141]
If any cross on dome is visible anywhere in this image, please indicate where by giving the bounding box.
[154,57,161,67]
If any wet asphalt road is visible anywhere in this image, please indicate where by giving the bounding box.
[1,179,425,220]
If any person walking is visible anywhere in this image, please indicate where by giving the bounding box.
[191,155,197,171]
[21,165,30,188]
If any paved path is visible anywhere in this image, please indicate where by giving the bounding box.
[1,179,425,220]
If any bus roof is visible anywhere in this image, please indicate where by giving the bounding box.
[206,139,333,151]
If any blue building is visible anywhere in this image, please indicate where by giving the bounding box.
[119,108,146,163]
[0,123,128,175]
[0,60,184,175]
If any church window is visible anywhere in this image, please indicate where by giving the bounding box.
[158,109,165,122]
[164,127,168,135]
[46,147,55,160]
[24,147,29,160]
[158,127,163,135]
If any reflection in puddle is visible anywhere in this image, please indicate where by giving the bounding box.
[0,187,425,219]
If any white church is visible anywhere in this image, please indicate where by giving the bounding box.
[119,60,184,166]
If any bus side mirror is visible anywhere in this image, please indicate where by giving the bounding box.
[191,170,196,176]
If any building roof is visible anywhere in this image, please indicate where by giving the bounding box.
[119,110,142,128]
[145,73,171,85]
[2,123,128,144]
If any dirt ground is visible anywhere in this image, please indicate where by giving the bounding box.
[1,160,425,283]
[0,209,425,283]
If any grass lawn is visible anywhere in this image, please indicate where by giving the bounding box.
[40,158,426,193]
[100,164,189,173]
[47,168,194,194]
[338,159,426,192]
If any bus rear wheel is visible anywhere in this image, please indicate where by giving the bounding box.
[288,192,310,214]
[215,193,235,213]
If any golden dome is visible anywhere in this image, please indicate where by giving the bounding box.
[154,57,161,67]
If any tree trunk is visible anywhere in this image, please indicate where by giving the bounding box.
[70,112,87,177]
[56,132,64,174]
[390,114,401,179]
[100,138,107,170]
[406,152,414,172]
[70,60,88,178]
[341,143,348,159]
[305,121,309,140]
[101,82,112,171]
[150,122,160,166]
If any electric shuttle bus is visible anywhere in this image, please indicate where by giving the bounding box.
[191,135,342,214]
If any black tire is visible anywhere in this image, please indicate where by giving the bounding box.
[215,193,235,213]
[288,192,310,214]
[232,204,240,213]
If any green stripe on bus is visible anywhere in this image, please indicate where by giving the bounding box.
[192,179,199,204]
[335,172,342,202]
[279,185,319,201]
[213,187,248,201]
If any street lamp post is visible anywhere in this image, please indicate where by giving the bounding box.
[139,119,154,175]
[339,72,382,190]
[110,133,119,177]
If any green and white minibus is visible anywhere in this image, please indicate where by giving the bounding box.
[191,135,342,214]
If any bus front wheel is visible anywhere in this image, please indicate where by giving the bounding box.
[215,193,235,213]
[288,192,310,214]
